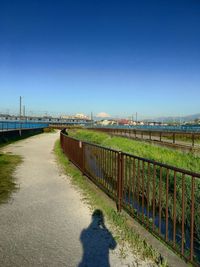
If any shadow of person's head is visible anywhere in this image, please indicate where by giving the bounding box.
[91,209,105,228]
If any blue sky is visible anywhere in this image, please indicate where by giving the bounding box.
[0,0,200,118]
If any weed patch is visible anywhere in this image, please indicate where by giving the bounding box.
[0,153,22,204]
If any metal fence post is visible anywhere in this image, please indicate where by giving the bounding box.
[192,134,195,147]
[82,142,85,175]
[173,133,175,144]
[117,151,123,212]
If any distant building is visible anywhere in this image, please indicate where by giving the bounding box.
[97,119,117,126]
[0,114,91,125]
[146,121,162,126]
[75,113,89,119]
[60,115,71,119]
[118,119,129,125]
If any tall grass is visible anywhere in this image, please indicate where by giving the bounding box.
[0,153,22,204]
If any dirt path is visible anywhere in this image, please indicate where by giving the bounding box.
[0,132,154,267]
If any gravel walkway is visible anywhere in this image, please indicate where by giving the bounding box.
[0,132,154,267]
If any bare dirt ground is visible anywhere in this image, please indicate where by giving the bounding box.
[0,132,155,267]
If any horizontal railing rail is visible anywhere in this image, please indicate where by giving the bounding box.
[88,125,200,133]
[60,130,200,266]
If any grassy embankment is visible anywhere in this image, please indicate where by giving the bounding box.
[54,139,168,266]
[0,153,22,204]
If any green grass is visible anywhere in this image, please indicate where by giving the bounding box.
[0,153,22,204]
[162,134,200,144]
[43,127,56,133]
[69,129,200,173]
[54,139,168,266]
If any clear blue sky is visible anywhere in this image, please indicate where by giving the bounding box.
[0,0,200,118]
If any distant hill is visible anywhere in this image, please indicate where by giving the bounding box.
[153,113,200,122]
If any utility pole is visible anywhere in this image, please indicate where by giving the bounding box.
[23,105,27,122]
[136,112,138,124]
[19,96,22,118]
[23,105,25,117]
[179,115,182,125]
[91,112,93,126]
[19,96,22,136]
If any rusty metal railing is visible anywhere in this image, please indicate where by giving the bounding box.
[60,130,200,266]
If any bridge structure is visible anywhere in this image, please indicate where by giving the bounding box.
[0,120,92,132]
[0,121,49,132]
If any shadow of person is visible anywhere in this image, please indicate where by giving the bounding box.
[78,209,117,267]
